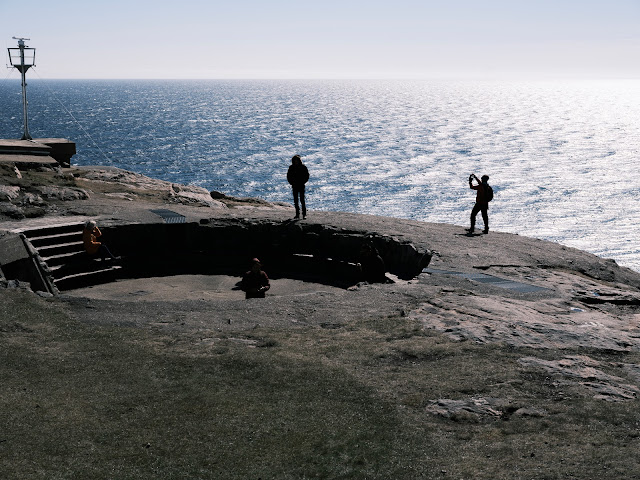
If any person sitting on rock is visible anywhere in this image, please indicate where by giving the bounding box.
[240,258,271,299]
[358,243,388,283]
[83,220,117,261]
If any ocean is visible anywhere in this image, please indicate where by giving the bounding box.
[1,79,639,271]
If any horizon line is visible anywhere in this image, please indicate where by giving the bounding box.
[5,75,640,82]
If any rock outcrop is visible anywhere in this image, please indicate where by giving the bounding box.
[2,163,640,411]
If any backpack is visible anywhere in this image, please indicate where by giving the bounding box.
[484,184,493,202]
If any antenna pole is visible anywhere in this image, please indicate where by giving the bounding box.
[8,37,35,140]
[17,39,32,140]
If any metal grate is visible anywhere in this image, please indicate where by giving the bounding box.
[150,209,186,224]
[423,268,549,294]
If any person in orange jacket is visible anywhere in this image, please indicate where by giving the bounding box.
[83,220,116,261]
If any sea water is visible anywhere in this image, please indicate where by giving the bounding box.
[1,79,639,271]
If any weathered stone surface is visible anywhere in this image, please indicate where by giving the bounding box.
[6,279,32,291]
[518,355,640,402]
[35,186,89,201]
[4,164,640,409]
[80,168,167,191]
[209,190,278,207]
[0,185,20,201]
[623,363,640,383]
[104,192,137,201]
[210,190,227,199]
[70,167,226,209]
[170,186,226,209]
[0,232,29,264]
[425,397,509,419]
[20,192,46,205]
[0,203,24,219]
[410,269,640,352]
[574,290,640,306]
[513,407,548,417]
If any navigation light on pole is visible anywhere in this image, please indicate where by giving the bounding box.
[7,37,36,140]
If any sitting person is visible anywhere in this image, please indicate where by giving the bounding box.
[358,243,388,283]
[240,258,271,299]
[83,220,117,261]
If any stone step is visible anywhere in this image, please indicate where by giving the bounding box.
[54,265,123,291]
[36,240,85,257]
[29,230,84,248]
[21,222,85,240]
[42,251,91,268]
[49,256,122,279]
[20,222,123,292]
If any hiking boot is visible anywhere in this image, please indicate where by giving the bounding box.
[483,229,489,234]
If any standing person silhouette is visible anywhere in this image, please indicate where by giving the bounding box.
[468,174,492,234]
[287,155,309,219]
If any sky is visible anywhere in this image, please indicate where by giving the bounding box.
[1,0,639,79]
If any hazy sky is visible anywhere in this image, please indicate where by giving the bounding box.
[2,0,639,79]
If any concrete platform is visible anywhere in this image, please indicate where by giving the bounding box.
[0,139,52,155]
[0,153,58,166]
[0,138,75,167]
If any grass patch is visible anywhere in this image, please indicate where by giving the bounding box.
[2,290,640,479]
[1,291,409,479]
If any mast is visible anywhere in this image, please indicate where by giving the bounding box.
[8,37,36,140]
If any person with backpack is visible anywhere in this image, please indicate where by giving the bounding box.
[468,174,493,234]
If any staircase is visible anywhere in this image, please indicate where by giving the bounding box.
[20,222,123,292]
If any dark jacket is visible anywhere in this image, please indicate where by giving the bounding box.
[241,270,270,298]
[360,254,387,283]
[287,164,309,187]
[471,182,490,204]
